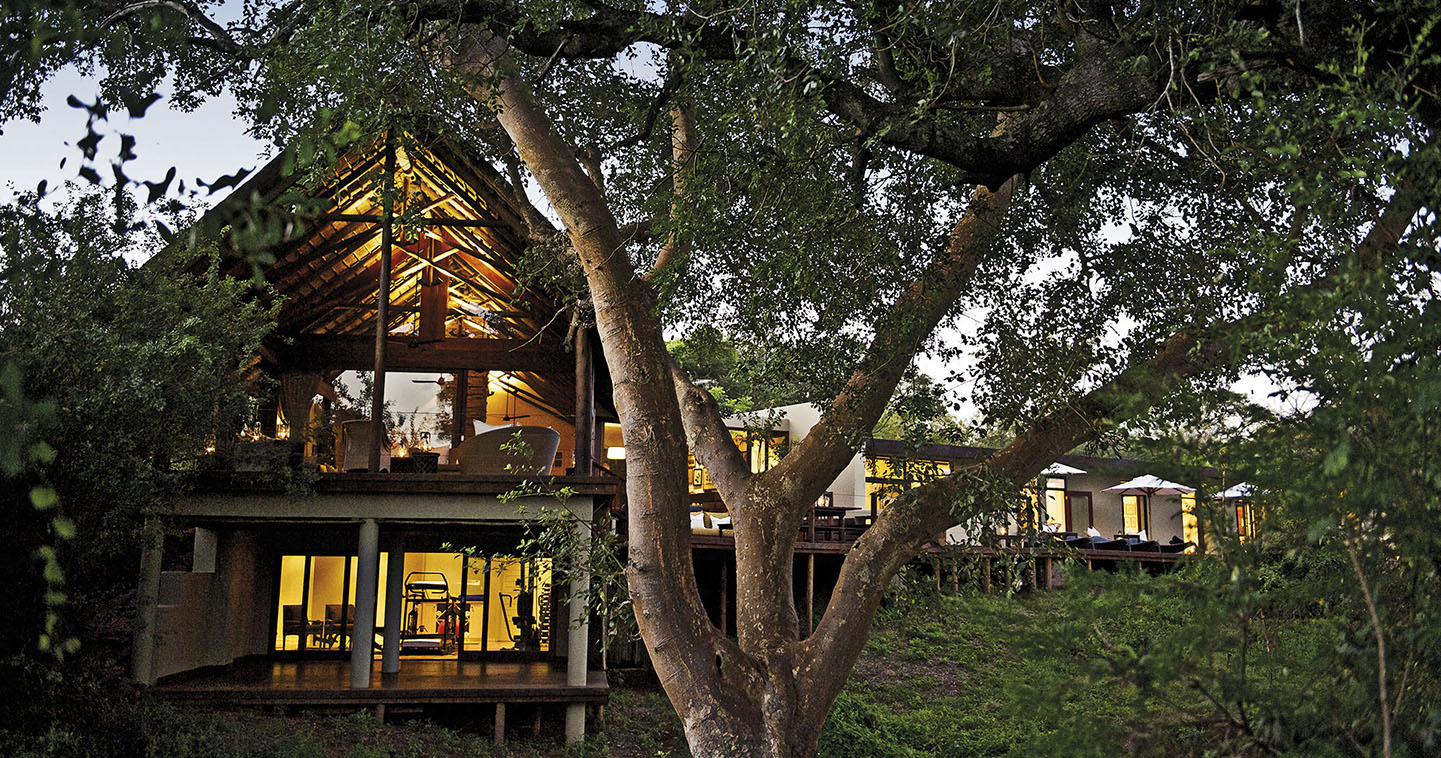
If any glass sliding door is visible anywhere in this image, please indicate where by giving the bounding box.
[1121,495,1148,534]
[273,553,387,654]
[1066,492,1092,532]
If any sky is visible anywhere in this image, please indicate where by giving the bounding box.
[0,68,268,211]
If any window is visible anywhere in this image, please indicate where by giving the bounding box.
[1020,477,1069,531]
[1236,503,1254,541]
[687,428,788,492]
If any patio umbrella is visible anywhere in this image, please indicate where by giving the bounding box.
[1103,474,1195,538]
[1041,462,1087,476]
[1213,482,1255,499]
[1103,474,1196,496]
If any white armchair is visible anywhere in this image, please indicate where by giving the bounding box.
[452,426,561,476]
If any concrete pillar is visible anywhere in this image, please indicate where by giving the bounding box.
[192,527,217,573]
[381,534,405,675]
[565,514,592,745]
[204,530,235,666]
[350,518,380,689]
[132,520,164,685]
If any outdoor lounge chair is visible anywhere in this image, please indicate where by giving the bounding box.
[1090,536,1129,551]
[452,426,561,476]
[1158,537,1195,554]
[1061,535,1093,549]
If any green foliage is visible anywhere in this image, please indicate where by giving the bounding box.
[871,372,971,444]
[667,327,811,414]
[0,191,276,580]
[0,190,276,745]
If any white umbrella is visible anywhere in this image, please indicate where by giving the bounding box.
[1214,482,1256,499]
[1104,474,1196,496]
[1041,462,1087,476]
[1104,475,1194,539]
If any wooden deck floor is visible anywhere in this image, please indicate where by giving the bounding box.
[152,659,608,707]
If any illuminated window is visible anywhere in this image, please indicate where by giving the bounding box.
[688,429,787,492]
[864,455,952,514]
[274,554,389,653]
[1236,503,1254,541]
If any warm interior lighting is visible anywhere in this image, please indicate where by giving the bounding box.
[606,446,626,460]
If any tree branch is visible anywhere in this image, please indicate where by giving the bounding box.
[645,87,697,281]
[440,25,753,736]
[796,143,1430,731]
[103,0,243,56]
[669,359,751,506]
[754,169,1017,515]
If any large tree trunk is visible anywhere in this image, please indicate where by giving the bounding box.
[439,32,1027,758]
[434,23,1420,758]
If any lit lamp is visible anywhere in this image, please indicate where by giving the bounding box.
[276,421,290,440]
[606,446,626,460]
[418,432,431,452]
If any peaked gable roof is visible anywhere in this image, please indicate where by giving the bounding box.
[176,131,613,423]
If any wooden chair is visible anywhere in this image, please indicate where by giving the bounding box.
[323,603,355,648]
[281,604,319,648]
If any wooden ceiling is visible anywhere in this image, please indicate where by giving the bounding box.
[187,132,611,423]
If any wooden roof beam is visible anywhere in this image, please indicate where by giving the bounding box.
[274,335,569,373]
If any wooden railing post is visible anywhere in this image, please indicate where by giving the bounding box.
[368,136,396,472]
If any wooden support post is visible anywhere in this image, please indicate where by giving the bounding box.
[381,534,404,675]
[573,329,595,476]
[493,702,506,747]
[452,370,468,447]
[806,554,815,636]
[983,558,992,595]
[369,137,396,473]
[376,703,386,724]
[418,239,447,340]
